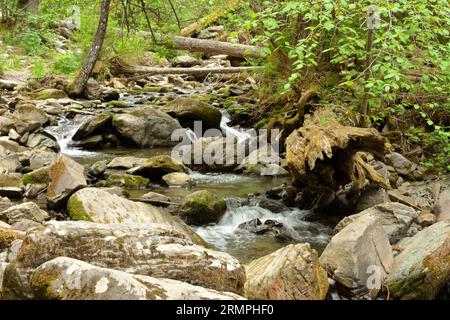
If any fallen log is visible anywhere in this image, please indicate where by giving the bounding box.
[169,36,264,59]
[286,110,392,192]
[118,65,260,77]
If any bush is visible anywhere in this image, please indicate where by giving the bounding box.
[52,54,82,75]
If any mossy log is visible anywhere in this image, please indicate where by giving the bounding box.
[286,110,392,192]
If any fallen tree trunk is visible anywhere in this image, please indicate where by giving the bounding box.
[286,110,392,192]
[169,36,264,59]
[117,65,259,77]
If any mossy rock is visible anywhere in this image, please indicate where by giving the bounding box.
[162,97,222,130]
[31,89,67,100]
[67,195,93,222]
[129,155,187,180]
[22,166,50,185]
[181,190,227,226]
[107,100,129,108]
[106,173,149,189]
[0,228,25,250]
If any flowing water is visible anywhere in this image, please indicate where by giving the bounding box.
[45,100,332,263]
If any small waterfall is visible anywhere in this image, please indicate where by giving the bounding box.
[195,203,331,254]
[45,116,98,158]
[220,110,253,144]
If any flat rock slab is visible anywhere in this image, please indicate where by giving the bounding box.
[2,221,246,298]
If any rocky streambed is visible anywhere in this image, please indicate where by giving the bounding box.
[0,71,449,300]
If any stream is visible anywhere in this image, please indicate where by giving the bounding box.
[44,93,333,264]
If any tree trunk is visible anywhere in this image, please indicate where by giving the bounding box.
[69,0,111,97]
[17,0,40,12]
[116,64,259,77]
[169,36,264,59]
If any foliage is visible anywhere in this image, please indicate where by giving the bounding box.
[244,0,450,172]
[52,54,81,75]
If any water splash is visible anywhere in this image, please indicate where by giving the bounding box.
[45,116,99,158]
[220,110,253,144]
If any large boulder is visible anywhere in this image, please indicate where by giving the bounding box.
[319,215,393,294]
[107,156,146,170]
[2,221,246,298]
[384,221,450,299]
[334,203,419,244]
[25,132,60,152]
[181,190,227,225]
[0,202,49,225]
[162,97,222,130]
[31,257,244,300]
[67,187,204,245]
[244,243,328,300]
[72,112,112,141]
[112,107,182,147]
[12,104,48,127]
[128,155,187,180]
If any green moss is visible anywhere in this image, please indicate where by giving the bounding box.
[106,174,149,189]
[181,190,227,225]
[107,100,129,108]
[30,269,62,299]
[255,118,269,129]
[31,89,67,100]
[67,195,93,222]
[0,229,22,250]
[21,167,50,185]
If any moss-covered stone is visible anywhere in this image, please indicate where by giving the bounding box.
[0,228,25,250]
[106,173,149,189]
[31,89,67,100]
[107,100,129,108]
[22,166,50,185]
[181,190,227,225]
[67,196,93,222]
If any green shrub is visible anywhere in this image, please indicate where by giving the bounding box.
[52,54,82,75]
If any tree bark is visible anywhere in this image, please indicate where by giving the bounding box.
[17,0,40,12]
[117,65,259,77]
[69,0,111,97]
[169,36,264,59]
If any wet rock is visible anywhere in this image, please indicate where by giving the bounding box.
[112,107,182,147]
[101,88,121,102]
[162,97,222,130]
[72,112,112,141]
[83,79,101,100]
[31,257,244,300]
[334,203,419,244]
[384,221,449,299]
[141,192,171,203]
[105,173,149,188]
[67,187,204,245]
[320,215,393,295]
[71,135,103,149]
[0,227,25,250]
[162,172,193,187]
[107,156,146,170]
[238,218,293,241]
[244,243,328,300]
[172,55,200,67]
[0,202,49,225]
[181,190,227,225]
[128,155,187,180]
[47,155,87,210]
[2,221,245,298]
[31,89,67,100]
[107,100,129,108]
[251,197,289,213]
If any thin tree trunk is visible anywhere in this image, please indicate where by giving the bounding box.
[360,13,375,127]
[167,0,181,31]
[70,0,111,97]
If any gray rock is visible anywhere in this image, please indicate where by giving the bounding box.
[334,203,419,243]
[172,55,199,67]
[320,215,393,294]
[141,192,170,203]
[112,107,182,147]
[67,187,204,245]
[384,221,450,299]
[2,221,245,298]
[245,243,328,300]
[162,172,193,187]
[0,202,49,225]
[107,156,146,170]
[47,155,87,209]
[385,152,415,176]
[31,257,244,300]
[72,112,112,141]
